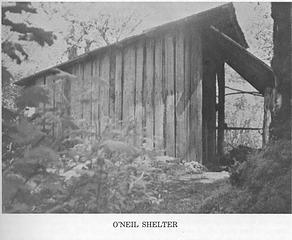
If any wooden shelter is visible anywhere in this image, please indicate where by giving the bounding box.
[15,3,274,166]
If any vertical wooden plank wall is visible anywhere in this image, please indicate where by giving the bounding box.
[175,31,185,158]
[171,30,202,162]
[92,58,100,138]
[123,46,136,123]
[54,74,64,138]
[83,60,92,133]
[135,41,144,145]
[64,67,72,117]
[44,75,55,135]
[41,29,204,162]
[70,64,79,120]
[145,39,155,149]
[184,32,191,161]
[114,49,123,125]
[33,77,46,132]
[75,63,83,120]
[100,54,110,134]
[165,34,175,156]
[189,32,203,162]
[154,38,164,152]
[109,49,116,119]
[202,42,217,166]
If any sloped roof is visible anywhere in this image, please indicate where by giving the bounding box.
[209,26,274,94]
[15,3,247,86]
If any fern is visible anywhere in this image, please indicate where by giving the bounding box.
[3,84,201,213]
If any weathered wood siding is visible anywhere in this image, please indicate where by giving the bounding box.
[202,42,217,166]
[37,29,203,162]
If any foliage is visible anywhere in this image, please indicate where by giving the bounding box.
[224,68,264,150]
[3,84,199,213]
[2,83,213,213]
[220,145,256,185]
[1,2,57,113]
[15,85,50,109]
[63,9,143,58]
[199,140,291,213]
[241,2,273,63]
[2,81,19,110]
[2,2,56,64]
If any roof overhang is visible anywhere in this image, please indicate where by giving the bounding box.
[15,3,247,87]
[209,26,274,94]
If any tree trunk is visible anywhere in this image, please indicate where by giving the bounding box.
[270,3,292,140]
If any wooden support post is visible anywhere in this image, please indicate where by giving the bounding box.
[217,61,225,160]
[263,87,272,146]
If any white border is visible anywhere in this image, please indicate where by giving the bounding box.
[1,1,292,240]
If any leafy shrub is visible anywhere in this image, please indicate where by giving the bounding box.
[219,145,256,186]
[199,140,291,213]
[227,145,255,165]
[3,85,188,213]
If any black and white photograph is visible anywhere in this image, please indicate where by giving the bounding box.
[1,0,291,235]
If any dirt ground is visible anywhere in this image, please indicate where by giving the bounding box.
[137,172,230,213]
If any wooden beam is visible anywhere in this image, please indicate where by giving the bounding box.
[225,92,261,97]
[217,61,225,158]
[216,127,262,130]
[263,87,272,146]
[209,26,274,94]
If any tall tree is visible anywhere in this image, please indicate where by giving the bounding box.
[270,2,291,140]
[2,2,56,110]
[2,2,56,86]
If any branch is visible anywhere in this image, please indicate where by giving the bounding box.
[3,18,55,46]
[2,3,36,16]
[225,86,251,92]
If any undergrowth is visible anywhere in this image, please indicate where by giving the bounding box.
[4,85,290,213]
[199,140,291,213]
[2,85,207,213]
